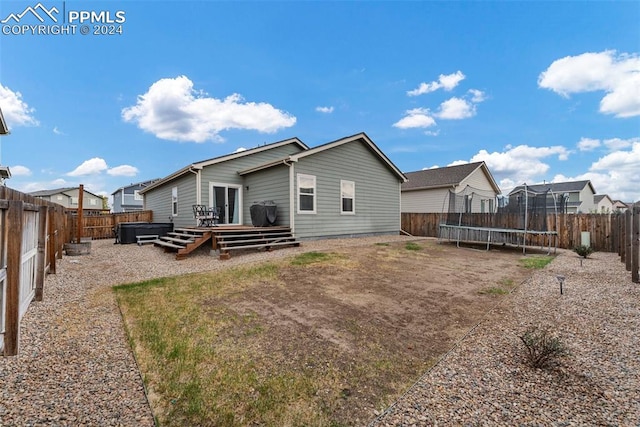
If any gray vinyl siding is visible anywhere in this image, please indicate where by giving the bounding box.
[242,164,291,227]
[401,187,451,213]
[144,173,197,227]
[292,140,402,239]
[199,143,304,206]
[112,190,123,213]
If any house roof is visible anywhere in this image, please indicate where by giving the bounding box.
[594,194,613,204]
[238,132,407,182]
[30,186,103,199]
[0,108,8,135]
[509,180,596,195]
[401,161,500,193]
[140,137,309,194]
[111,178,160,195]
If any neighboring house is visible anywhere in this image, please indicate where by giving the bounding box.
[593,194,614,214]
[111,179,159,213]
[401,162,501,213]
[508,180,597,214]
[612,200,631,212]
[30,187,105,211]
[141,132,407,240]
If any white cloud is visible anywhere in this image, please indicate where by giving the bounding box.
[604,137,636,151]
[407,71,465,96]
[9,165,31,176]
[393,108,437,129]
[0,84,39,129]
[315,106,334,114]
[107,165,139,177]
[538,50,640,118]
[53,126,64,135]
[67,158,108,176]
[577,137,601,151]
[468,89,486,103]
[435,97,476,119]
[122,75,297,142]
[458,144,571,192]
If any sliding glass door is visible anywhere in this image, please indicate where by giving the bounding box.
[209,183,242,225]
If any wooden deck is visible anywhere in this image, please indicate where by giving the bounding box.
[153,226,300,260]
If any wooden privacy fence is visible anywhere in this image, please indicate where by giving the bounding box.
[613,203,640,283]
[67,210,153,241]
[0,187,67,356]
[401,212,630,253]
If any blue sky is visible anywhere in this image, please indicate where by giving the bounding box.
[1,1,639,204]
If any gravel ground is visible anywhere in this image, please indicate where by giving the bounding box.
[0,235,412,426]
[1,238,638,426]
[370,248,640,426]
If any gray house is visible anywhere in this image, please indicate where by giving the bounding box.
[30,187,105,211]
[111,179,159,213]
[402,162,501,213]
[141,132,407,240]
[508,180,597,214]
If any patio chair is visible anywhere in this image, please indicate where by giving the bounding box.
[192,204,219,227]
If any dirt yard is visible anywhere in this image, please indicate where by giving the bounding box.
[157,239,544,424]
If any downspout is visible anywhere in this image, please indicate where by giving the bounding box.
[284,159,295,233]
[188,167,201,205]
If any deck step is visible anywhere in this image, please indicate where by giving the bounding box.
[219,236,297,246]
[167,231,202,238]
[215,231,293,240]
[162,236,195,244]
[153,240,185,250]
[221,240,300,251]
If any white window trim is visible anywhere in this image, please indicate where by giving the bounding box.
[340,180,355,215]
[134,190,143,201]
[297,173,316,214]
[171,186,178,216]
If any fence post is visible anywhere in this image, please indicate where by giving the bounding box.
[35,205,48,301]
[633,203,639,283]
[47,207,56,274]
[626,210,632,272]
[4,200,24,356]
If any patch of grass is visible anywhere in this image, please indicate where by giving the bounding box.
[375,242,390,246]
[519,256,554,269]
[479,286,509,295]
[499,278,514,287]
[405,242,422,251]
[290,251,335,266]
[115,263,338,426]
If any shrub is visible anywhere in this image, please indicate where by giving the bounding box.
[519,326,568,369]
[573,245,594,258]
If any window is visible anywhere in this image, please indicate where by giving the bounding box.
[464,195,472,213]
[340,180,355,214]
[90,198,97,206]
[134,190,142,201]
[71,197,78,205]
[56,195,63,201]
[171,186,178,216]
[297,174,316,214]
